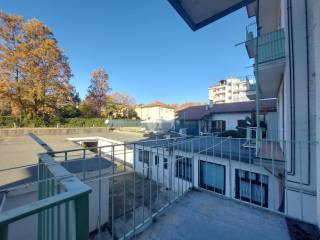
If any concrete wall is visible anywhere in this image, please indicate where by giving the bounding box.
[68,136,134,166]
[0,127,112,137]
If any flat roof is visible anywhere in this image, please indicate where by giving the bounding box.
[136,136,255,163]
[0,131,146,190]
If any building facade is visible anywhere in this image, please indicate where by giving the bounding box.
[175,99,278,138]
[244,0,320,224]
[208,78,250,104]
[135,103,175,121]
[134,137,282,214]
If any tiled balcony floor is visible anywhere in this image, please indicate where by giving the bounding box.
[135,190,290,240]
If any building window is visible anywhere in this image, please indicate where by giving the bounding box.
[237,120,247,128]
[175,156,192,182]
[212,120,226,133]
[163,157,168,169]
[155,155,159,165]
[138,150,150,164]
[235,169,268,207]
[199,161,225,195]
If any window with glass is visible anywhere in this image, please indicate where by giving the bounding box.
[175,156,192,182]
[138,150,150,164]
[212,120,226,132]
[235,169,268,207]
[163,157,168,169]
[155,155,159,165]
[199,161,225,194]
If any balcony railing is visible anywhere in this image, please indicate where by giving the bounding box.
[246,28,285,64]
[0,153,91,240]
[0,136,317,239]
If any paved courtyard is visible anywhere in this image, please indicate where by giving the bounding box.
[136,190,291,240]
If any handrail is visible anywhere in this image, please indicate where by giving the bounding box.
[0,188,88,226]
[0,153,91,240]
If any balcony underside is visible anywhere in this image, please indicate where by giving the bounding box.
[246,90,256,100]
[168,0,256,31]
[254,58,285,98]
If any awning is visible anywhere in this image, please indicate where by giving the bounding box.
[168,0,256,31]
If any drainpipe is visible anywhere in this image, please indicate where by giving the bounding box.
[255,0,261,154]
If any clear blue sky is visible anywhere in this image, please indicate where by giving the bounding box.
[1,0,254,104]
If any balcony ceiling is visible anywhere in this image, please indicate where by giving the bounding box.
[246,0,280,34]
[259,0,280,34]
[168,0,256,31]
[255,58,285,98]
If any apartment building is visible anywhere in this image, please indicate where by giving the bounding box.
[208,78,250,104]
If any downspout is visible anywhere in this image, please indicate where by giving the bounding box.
[255,0,261,154]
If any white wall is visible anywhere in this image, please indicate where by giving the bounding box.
[274,0,318,224]
[67,137,134,166]
[310,0,320,227]
[266,112,278,140]
[211,112,251,131]
[135,106,175,121]
[133,145,192,195]
[133,144,282,212]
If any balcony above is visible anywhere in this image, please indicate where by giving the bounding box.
[246,29,286,98]
[246,29,285,64]
[246,82,256,100]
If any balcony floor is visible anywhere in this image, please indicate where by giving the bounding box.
[136,190,290,240]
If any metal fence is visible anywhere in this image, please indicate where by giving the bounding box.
[50,136,193,239]
[106,119,141,128]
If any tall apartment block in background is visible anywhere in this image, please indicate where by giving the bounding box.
[208,77,250,104]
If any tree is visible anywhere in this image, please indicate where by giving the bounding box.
[70,87,81,106]
[0,12,26,117]
[109,92,135,118]
[79,99,98,118]
[0,11,73,119]
[86,68,110,116]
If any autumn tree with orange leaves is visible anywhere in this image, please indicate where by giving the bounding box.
[0,11,73,119]
[83,68,110,117]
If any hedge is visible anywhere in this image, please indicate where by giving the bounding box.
[0,116,141,128]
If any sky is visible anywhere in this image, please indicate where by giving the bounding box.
[1,0,254,104]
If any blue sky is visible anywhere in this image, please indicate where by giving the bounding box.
[1,0,254,104]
